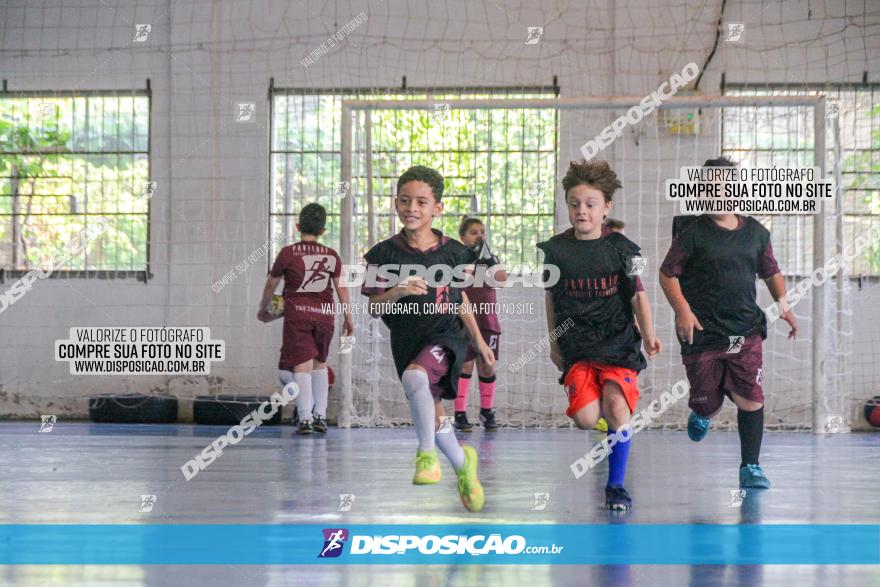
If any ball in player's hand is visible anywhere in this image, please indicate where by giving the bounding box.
[268,294,285,317]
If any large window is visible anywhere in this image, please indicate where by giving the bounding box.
[723,85,880,276]
[270,88,558,266]
[0,92,151,274]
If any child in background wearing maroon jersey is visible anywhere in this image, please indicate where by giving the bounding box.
[453,217,508,432]
[258,203,353,435]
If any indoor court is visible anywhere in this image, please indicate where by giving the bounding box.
[1,0,879,585]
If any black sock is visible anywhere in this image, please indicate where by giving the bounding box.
[737,407,764,467]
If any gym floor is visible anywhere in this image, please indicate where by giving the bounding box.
[0,423,877,585]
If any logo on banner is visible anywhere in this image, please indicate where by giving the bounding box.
[319,528,349,558]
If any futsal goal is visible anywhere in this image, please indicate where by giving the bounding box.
[329,93,859,433]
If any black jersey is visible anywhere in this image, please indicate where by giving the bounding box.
[362,230,477,400]
[538,229,647,373]
[660,215,780,355]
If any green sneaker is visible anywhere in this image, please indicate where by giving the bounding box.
[456,445,485,512]
[413,449,441,485]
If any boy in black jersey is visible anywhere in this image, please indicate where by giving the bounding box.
[659,157,798,489]
[361,165,495,512]
[539,160,662,511]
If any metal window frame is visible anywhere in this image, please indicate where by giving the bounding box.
[723,82,880,278]
[0,84,152,279]
[267,84,560,266]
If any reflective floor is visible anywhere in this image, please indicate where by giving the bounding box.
[0,422,878,585]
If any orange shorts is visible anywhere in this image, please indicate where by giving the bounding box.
[563,360,640,419]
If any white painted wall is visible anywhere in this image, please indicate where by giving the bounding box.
[0,0,878,428]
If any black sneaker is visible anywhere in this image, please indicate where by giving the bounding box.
[605,486,632,511]
[312,417,327,433]
[454,411,473,432]
[297,420,313,435]
[479,408,499,431]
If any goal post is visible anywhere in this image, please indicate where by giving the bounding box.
[337,94,835,433]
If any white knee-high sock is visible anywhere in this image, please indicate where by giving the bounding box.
[435,425,466,471]
[293,372,312,422]
[311,368,329,418]
[401,370,436,452]
[278,370,298,420]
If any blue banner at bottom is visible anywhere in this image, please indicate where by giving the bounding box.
[0,524,877,565]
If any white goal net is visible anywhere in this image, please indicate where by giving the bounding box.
[328,94,855,431]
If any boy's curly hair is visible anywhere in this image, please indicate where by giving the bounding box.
[561,160,622,203]
[397,165,445,202]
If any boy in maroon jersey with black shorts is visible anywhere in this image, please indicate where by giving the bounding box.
[258,203,353,434]
[659,157,798,489]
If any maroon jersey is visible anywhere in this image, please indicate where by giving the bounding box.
[270,241,341,325]
[464,283,501,333]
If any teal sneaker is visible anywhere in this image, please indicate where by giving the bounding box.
[687,411,711,442]
[739,464,771,489]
